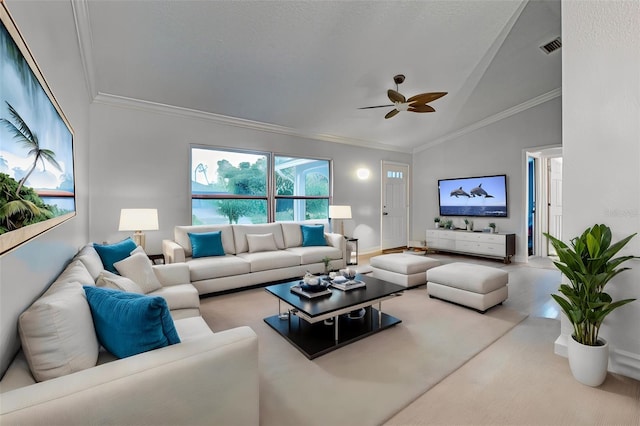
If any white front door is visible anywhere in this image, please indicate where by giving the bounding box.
[381,162,409,250]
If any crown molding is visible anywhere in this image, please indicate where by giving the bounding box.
[92,92,412,153]
[413,88,562,153]
[71,0,96,101]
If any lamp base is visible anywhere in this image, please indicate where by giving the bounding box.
[132,231,146,250]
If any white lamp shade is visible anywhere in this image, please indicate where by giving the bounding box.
[329,205,352,220]
[118,209,159,231]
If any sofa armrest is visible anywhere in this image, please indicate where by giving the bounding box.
[325,232,347,259]
[152,263,191,287]
[0,326,259,426]
[162,239,186,264]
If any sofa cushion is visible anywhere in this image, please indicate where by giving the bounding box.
[19,282,100,382]
[150,284,200,311]
[114,252,163,293]
[246,233,278,253]
[93,238,138,273]
[301,224,327,246]
[188,255,251,281]
[281,222,328,248]
[173,316,214,342]
[233,223,285,253]
[48,259,95,294]
[83,286,181,359]
[175,225,235,256]
[96,270,144,294]
[237,250,301,272]
[74,244,105,281]
[188,231,225,258]
[286,246,343,264]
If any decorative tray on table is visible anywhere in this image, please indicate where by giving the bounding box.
[326,277,366,291]
[290,282,332,299]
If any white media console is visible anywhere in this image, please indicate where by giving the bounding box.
[426,229,516,263]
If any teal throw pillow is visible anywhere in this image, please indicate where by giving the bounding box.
[93,238,137,274]
[188,231,225,258]
[83,286,180,359]
[301,224,327,247]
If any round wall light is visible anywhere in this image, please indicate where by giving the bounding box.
[356,168,370,180]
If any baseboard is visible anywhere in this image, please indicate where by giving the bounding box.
[610,348,640,381]
[554,334,568,357]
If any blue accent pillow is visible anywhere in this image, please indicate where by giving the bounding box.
[93,238,137,274]
[301,224,327,247]
[188,231,225,258]
[83,286,180,359]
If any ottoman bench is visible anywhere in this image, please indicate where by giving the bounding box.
[370,253,441,288]
[427,262,508,313]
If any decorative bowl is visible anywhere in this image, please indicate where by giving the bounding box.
[341,268,357,280]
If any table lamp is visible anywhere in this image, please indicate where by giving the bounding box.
[328,205,352,237]
[118,208,158,250]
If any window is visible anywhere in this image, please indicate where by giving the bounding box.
[274,156,330,222]
[191,147,331,224]
[191,148,268,224]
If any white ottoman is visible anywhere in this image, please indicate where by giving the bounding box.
[427,262,508,313]
[370,253,441,288]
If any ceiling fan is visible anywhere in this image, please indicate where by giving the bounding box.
[359,74,447,119]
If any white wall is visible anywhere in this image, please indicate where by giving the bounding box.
[560,0,640,379]
[411,97,562,262]
[0,1,90,374]
[88,101,411,255]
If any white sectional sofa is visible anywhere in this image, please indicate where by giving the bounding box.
[0,244,259,425]
[162,222,347,295]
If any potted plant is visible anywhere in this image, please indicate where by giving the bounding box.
[434,217,441,228]
[464,218,473,231]
[545,224,638,386]
[321,256,331,275]
[489,222,496,233]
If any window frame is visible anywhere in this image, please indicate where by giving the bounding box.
[190,145,332,224]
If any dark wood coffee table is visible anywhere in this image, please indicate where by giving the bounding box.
[264,275,404,359]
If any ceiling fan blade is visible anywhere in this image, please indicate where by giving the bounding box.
[408,105,436,113]
[407,92,448,104]
[387,89,406,104]
[384,109,400,119]
[358,104,395,109]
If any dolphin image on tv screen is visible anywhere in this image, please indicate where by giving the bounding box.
[470,183,494,198]
[450,187,470,198]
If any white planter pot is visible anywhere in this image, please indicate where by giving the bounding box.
[567,335,609,387]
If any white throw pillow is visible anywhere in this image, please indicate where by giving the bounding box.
[114,252,162,293]
[246,233,278,253]
[96,270,144,294]
[19,282,100,382]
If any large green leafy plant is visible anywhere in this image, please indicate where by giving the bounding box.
[545,224,637,346]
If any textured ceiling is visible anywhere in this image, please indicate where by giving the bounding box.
[80,0,561,152]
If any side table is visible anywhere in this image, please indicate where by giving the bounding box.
[346,238,358,265]
[148,254,165,265]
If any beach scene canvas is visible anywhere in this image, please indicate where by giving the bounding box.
[0,5,75,254]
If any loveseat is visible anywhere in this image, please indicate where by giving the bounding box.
[162,222,347,295]
[0,243,259,425]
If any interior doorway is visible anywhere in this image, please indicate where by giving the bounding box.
[381,161,409,251]
[525,146,562,259]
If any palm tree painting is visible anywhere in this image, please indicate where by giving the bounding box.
[1,101,62,196]
[1,5,75,254]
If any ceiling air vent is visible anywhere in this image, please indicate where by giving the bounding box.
[540,37,562,54]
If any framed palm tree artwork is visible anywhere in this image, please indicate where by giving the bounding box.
[0,1,76,255]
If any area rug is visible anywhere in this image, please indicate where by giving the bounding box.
[200,286,527,426]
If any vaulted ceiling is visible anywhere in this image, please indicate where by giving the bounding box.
[76,0,561,153]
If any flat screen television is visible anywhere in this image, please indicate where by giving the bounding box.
[438,174,507,217]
